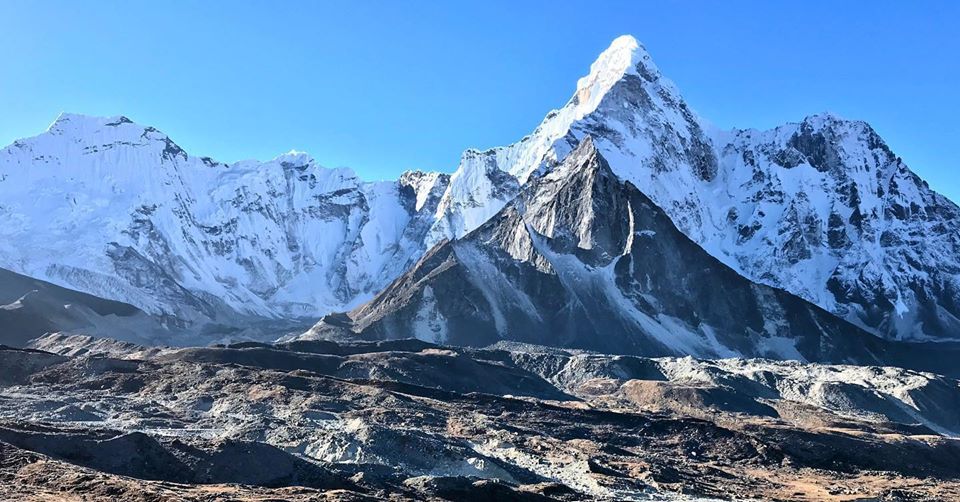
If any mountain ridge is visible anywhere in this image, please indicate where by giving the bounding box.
[303,139,917,366]
[0,112,452,338]
[2,35,958,345]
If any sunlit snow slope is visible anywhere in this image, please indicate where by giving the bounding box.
[0,114,449,328]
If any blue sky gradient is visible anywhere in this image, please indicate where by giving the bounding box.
[2,1,958,199]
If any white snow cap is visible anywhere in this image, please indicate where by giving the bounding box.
[574,35,656,115]
[273,149,316,165]
[46,112,136,134]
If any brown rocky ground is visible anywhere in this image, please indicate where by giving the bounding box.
[0,337,958,501]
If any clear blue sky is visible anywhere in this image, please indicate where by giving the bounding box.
[3,1,959,199]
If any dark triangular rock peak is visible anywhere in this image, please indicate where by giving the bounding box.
[519,136,631,264]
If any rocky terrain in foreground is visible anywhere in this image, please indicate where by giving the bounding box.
[1,334,958,501]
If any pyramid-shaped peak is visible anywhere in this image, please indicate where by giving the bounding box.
[508,137,627,265]
[540,136,612,183]
[575,35,659,107]
[593,35,654,71]
[561,135,601,169]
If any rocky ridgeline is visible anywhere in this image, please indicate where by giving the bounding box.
[2,36,959,346]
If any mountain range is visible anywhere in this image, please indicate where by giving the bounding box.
[1,35,958,351]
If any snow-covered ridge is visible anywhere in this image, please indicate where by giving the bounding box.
[426,34,693,244]
[3,34,959,344]
[703,113,960,341]
[0,112,451,329]
[304,138,927,373]
[429,36,960,342]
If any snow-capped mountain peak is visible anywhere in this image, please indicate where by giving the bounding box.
[47,112,134,132]
[421,36,960,343]
[272,149,316,165]
[425,35,703,246]
[45,112,174,147]
[573,35,658,116]
[29,112,193,173]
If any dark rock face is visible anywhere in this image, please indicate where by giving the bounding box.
[304,139,943,370]
[787,120,845,173]
[0,266,306,348]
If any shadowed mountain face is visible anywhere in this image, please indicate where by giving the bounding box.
[0,267,311,348]
[304,139,959,373]
[0,267,167,347]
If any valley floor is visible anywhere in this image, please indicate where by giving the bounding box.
[1,336,959,501]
